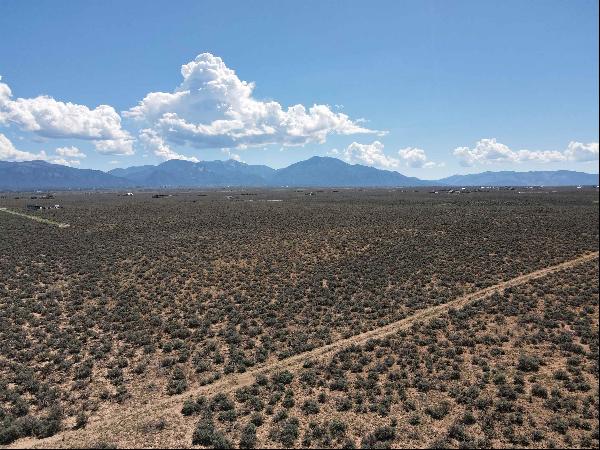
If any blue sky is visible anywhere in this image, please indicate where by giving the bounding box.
[0,0,598,176]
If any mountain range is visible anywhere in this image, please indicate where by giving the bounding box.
[0,157,598,190]
[0,160,133,190]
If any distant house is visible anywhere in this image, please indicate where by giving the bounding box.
[26,204,62,211]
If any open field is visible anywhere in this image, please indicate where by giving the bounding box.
[1,188,598,448]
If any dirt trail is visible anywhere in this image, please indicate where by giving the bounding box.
[8,251,599,449]
[0,207,70,228]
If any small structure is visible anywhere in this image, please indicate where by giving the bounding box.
[26,204,62,210]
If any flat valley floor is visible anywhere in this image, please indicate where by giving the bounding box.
[0,188,598,448]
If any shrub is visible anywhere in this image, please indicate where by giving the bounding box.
[181,399,199,416]
[250,412,264,427]
[192,419,215,446]
[166,367,187,395]
[361,426,396,448]
[329,419,347,438]
[408,413,421,426]
[0,422,19,445]
[336,397,352,411]
[425,401,451,420]
[271,371,294,386]
[211,393,235,412]
[549,417,569,435]
[462,411,476,425]
[531,384,548,399]
[301,400,320,415]
[517,355,540,372]
[217,409,236,423]
[270,417,300,447]
[212,432,233,449]
[239,423,257,449]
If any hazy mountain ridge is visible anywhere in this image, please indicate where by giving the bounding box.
[108,159,276,187]
[438,170,599,187]
[0,160,134,190]
[0,157,598,190]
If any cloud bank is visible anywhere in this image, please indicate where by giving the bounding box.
[139,129,199,162]
[0,133,47,161]
[454,138,599,167]
[55,146,86,159]
[0,77,133,155]
[2,58,597,172]
[0,133,83,166]
[125,53,381,156]
[398,147,442,168]
[339,141,440,170]
[341,141,399,169]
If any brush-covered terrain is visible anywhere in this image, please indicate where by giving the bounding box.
[180,260,598,449]
[0,188,598,448]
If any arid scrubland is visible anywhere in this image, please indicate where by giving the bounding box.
[0,188,598,448]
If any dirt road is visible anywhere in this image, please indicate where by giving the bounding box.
[0,207,70,228]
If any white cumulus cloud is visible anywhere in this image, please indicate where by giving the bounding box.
[0,133,47,161]
[453,138,515,166]
[0,76,133,155]
[125,53,381,151]
[454,138,599,167]
[564,141,599,162]
[48,157,81,167]
[398,147,428,168]
[55,146,86,158]
[93,138,134,155]
[342,141,399,169]
[341,141,440,170]
[0,133,80,167]
[139,128,199,162]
